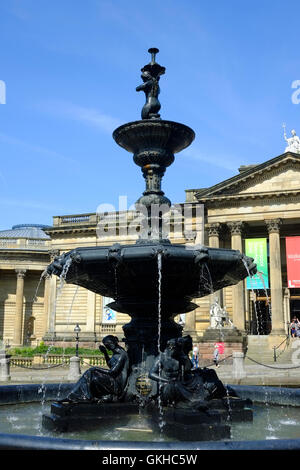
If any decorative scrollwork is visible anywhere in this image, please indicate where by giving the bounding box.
[265,218,282,233]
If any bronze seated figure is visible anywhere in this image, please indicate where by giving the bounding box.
[58,335,129,404]
[149,336,228,409]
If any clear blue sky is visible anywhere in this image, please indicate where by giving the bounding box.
[1,0,300,230]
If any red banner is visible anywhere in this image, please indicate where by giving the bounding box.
[215,342,225,354]
[286,237,300,288]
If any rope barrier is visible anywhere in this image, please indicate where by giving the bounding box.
[246,355,300,370]
[11,362,67,370]
[203,354,233,368]
[8,353,300,372]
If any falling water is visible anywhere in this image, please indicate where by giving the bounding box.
[55,284,80,401]
[32,269,48,303]
[59,257,73,291]
[257,270,272,325]
[199,262,213,296]
[200,261,233,420]
[242,258,260,335]
[39,257,73,406]
[157,251,165,433]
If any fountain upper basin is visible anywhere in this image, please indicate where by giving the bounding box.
[47,240,256,318]
[113,120,195,167]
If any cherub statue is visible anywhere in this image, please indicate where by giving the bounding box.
[136,47,165,120]
[136,71,161,120]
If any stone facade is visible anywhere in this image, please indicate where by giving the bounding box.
[0,151,300,350]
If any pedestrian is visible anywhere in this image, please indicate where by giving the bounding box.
[191,346,199,369]
[290,317,300,337]
[213,344,220,368]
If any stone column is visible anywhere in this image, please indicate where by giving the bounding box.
[232,351,246,380]
[228,221,245,331]
[283,288,290,334]
[13,269,26,346]
[46,250,60,339]
[86,290,96,334]
[183,222,208,339]
[265,219,285,335]
[207,223,222,306]
[0,353,11,382]
[184,310,196,340]
[68,356,81,381]
[42,274,51,337]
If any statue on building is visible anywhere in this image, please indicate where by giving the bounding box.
[283,124,300,154]
[210,298,234,329]
[210,298,224,328]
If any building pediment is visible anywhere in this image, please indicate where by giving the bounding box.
[194,152,300,202]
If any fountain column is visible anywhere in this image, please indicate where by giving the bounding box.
[208,223,223,307]
[228,221,245,331]
[265,218,285,335]
[13,269,26,346]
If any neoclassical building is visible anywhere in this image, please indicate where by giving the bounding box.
[1,149,300,351]
[0,224,51,347]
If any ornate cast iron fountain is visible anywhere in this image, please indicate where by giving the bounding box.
[43,49,257,440]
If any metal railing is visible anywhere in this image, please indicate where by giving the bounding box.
[273,334,291,362]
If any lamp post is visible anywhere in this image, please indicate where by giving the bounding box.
[74,324,81,357]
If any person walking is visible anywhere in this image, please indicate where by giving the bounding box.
[290,317,300,338]
[191,346,199,370]
[213,344,220,368]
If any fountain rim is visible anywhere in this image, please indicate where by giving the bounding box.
[112,119,195,154]
[1,383,300,450]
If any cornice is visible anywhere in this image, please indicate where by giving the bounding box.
[197,189,300,207]
[46,225,97,235]
[195,153,300,200]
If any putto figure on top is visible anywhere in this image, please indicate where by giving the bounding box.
[136,48,165,120]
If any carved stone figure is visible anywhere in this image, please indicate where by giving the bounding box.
[58,335,129,403]
[210,298,224,328]
[283,124,300,154]
[209,298,234,329]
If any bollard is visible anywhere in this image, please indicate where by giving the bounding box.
[0,352,11,382]
[68,356,81,381]
[232,351,246,380]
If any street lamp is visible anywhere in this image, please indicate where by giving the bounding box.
[74,324,81,357]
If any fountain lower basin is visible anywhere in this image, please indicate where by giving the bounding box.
[0,383,300,450]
